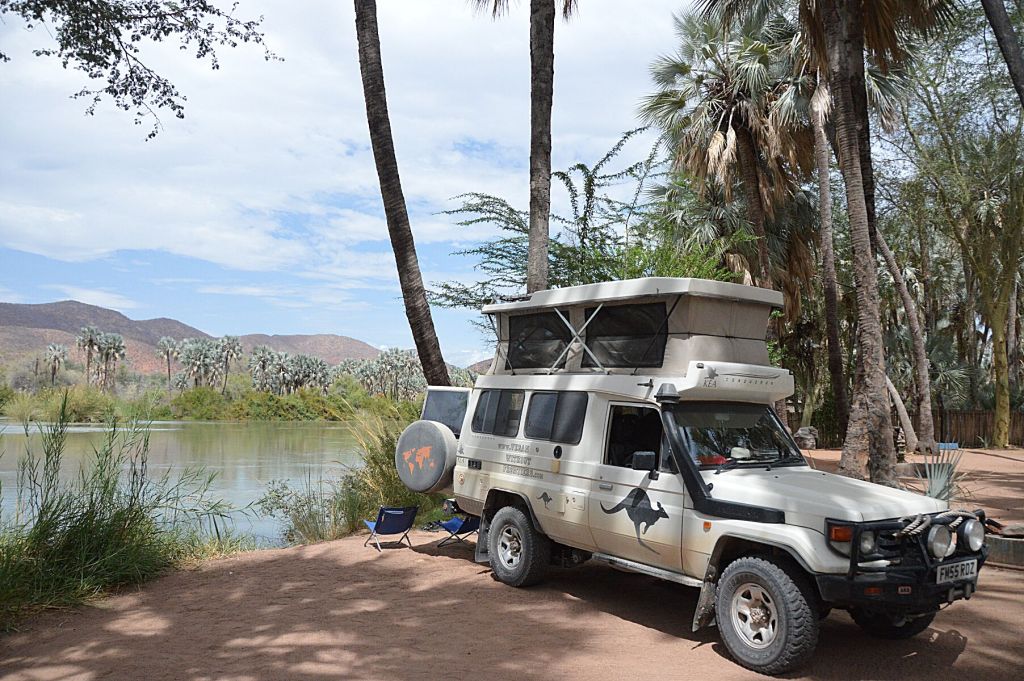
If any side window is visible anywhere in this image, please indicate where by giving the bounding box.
[524,391,588,444]
[470,390,525,437]
[604,405,663,468]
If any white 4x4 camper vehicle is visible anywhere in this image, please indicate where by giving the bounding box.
[395,277,987,675]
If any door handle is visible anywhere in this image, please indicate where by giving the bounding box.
[598,483,613,490]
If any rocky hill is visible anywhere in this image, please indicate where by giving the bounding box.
[0,301,380,376]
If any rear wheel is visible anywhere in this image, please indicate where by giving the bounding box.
[715,557,819,675]
[849,608,935,639]
[488,506,550,587]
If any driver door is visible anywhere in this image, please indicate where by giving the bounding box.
[588,403,686,572]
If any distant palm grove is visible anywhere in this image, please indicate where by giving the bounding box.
[0,327,475,423]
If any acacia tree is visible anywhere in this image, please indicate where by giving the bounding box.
[472,0,578,293]
[353,0,449,387]
[0,0,277,137]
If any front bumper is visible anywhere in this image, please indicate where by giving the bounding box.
[817,514,988,614]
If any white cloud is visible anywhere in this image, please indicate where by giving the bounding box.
[43,285,139,311]
[0,0,684,286]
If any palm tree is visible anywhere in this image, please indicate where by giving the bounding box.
[353,0,450,387]
[75,326,101,387]
[217,336,243,394]
[472,0,577,293]
[981,0,1024,110]
[640,11,814,289]
[46,343,68,386]
[97,333,126,392]
[157,337,179,394]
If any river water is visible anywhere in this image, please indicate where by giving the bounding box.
[0,420,362,543]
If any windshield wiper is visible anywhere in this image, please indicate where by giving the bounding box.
[714,459,740,474]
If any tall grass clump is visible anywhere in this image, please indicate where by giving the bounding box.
[258,414,442,544]
[2,392,41,423]
[0,395,238,629]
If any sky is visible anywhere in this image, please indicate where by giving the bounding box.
[0,0,688,367]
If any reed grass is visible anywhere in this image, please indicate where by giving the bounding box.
[0,394,240,630]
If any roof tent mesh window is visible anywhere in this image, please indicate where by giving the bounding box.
[582,302,668,368]
[470,389,525,437]
[524,391,588,444]
[506,311,572,370]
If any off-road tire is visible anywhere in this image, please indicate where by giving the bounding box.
[488,506,550,587]
[715,556,819,675]
[849,608,935,640]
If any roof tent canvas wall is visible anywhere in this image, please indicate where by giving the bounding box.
[480,278,782,376]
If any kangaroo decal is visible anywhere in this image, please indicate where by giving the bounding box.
[537,492,553,509]
[601,488,668,553]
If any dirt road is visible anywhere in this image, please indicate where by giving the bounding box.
[3,531,1021,681]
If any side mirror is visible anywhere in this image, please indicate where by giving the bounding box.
[631,450,657,471]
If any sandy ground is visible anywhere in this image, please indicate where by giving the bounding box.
[4,450,1024,680]
[2,531,1022,681]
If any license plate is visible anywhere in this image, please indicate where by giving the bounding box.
[936,559,977,584]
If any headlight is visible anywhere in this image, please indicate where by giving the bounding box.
[959,519,985,552]
[927,525,953,559]
[858,530,877,555]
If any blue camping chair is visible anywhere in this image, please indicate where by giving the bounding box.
[363,506,418,552]
[437,515,481,547]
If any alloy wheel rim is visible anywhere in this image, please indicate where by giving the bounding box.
[731,582,780,649]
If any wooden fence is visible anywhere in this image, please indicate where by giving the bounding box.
[810,409,1024,449]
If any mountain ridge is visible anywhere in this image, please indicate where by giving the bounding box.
[0,300,380,375]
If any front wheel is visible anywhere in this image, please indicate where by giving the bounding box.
[715,557,819,675]
[487,506,550,587]
[849,608,935,639]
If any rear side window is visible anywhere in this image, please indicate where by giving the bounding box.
[471,390,525,437]
[421,389,469,437]
[524,391,588,444]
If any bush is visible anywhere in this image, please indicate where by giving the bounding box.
[2,392,42,423]
[42,386,115,423]
[257,414,442,544]
[0,383,14,411]
[171,387,229,420]
[0,397,237,629]
[227,389,353,421]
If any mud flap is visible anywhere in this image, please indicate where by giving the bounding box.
[691,564,718,631]
[474,512,490,564]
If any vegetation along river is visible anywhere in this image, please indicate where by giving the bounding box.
[0,420,362,542]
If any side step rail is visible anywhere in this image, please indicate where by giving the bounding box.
[592,552,703,588]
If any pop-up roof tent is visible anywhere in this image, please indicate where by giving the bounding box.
[480,277,782,376]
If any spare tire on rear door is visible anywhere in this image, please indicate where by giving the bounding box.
[395,420,458,493]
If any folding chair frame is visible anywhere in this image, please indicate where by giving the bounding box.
[437,519,479,548]
[363,526,414,552]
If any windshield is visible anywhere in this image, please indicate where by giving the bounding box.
[668,402,804,468]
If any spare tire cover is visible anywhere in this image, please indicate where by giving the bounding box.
[395,420,458,493]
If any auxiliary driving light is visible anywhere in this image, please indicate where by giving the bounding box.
[927,525,953,559]
[959,519,985,552]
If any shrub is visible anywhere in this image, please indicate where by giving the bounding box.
[42,386,115,423]
[0,397,237,629]
[171,387,229,420]
[256,413,441,544]
[2,392,42,423]
[0,383,14,411]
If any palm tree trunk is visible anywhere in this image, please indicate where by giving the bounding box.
[822,0,897,486]
[354,0,450,387]
[222,359,229,395]
[1009,274,1019,390]
[85,351,91,388]
[981,0,1024,110]
[166,355,172,395]
[527,0,554,293]
[874,230,935,453]
[991,301,1011,448]
[885,375,918,456]
[814,113,849,439]
[735,128,771,287]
